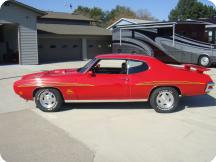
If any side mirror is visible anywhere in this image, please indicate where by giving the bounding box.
[95,64,100,68]
[87,71,93,76]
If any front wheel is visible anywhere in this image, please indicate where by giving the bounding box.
[198,55,211,68]
[35,88,63,112]
[150,87,179,113]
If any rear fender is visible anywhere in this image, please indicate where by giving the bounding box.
[148,85,182,100]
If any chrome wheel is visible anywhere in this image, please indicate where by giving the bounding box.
[200,56,209,66]
[150,87,179,113]
[156,91,174,110]
[39,91,56,109]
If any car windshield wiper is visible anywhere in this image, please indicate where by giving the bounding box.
[77,68,82,72]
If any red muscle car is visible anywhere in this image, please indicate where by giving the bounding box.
[13,54,215,113]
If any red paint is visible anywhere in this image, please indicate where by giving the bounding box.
[13,54,214,102]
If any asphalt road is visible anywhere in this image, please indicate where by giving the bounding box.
[0,61,216,162]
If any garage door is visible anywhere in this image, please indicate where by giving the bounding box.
[38,39,82,62]
[87,40,112,59]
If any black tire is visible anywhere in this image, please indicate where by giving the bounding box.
[150,87,179,113]
[35,88,63,112]
[198,55,211,68]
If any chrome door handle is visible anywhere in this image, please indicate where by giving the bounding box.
[121,78,129,81]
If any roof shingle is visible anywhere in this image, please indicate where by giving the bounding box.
[40,11,95,21]
[37,24,112,36]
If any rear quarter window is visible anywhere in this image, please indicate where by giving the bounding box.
[128,60,149,74]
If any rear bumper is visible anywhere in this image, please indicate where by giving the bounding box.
[205,82,215,93]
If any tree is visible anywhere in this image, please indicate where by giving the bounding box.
[73,5,159,28]
[168,0,216,21]
[136,8,159,21]
[74,6,107,27]
[106,5,137,27]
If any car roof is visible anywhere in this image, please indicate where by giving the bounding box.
[96,53,156,61]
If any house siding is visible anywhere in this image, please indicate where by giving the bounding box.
[0,3,40,64]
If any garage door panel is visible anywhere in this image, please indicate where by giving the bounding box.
[87,40,112,59]
[38,39,81,62]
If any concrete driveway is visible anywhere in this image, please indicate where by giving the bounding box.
[0,61,216,162]
[0,61,94,162]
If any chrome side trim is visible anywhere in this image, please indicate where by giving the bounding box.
[65,99,148,103]
[205,82,215,92]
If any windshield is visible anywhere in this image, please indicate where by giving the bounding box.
[77,58,97,73]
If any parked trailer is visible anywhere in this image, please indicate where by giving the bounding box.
[112,20,216,67]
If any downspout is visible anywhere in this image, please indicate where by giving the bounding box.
[173,23,175,47]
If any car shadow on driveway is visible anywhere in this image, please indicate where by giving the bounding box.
[175,94,216,112]
[58,94,216,113]
[60,102,152,112]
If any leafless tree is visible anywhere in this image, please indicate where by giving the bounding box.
[136,8,159,21]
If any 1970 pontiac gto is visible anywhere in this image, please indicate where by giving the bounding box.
[13,54,215,113]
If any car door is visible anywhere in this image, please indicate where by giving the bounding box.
[127,59,151,100]
[75,59,130,100]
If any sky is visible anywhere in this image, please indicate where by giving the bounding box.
[14,0,216,21]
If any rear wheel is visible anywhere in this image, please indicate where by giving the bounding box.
[150,87,179,113]
[35,88,63,112]
[198,55,211,68]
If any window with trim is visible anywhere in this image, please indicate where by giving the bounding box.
[208,30,213,42]
[158,28,172,37]
[128,60,149,74]
[91,59,127,74]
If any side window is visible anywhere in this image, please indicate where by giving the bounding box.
[208,30,213,42]
[128,60,149,74]
[92,59,127,74]
[158,28,172,37]
[98,59,125,68]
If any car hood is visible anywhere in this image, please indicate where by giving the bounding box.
[21,68,79,80]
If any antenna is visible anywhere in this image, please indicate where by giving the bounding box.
[64,3,72,13]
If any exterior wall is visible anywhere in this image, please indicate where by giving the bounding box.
[82,38,87,60]
[0,3,39,65]
[175,24,207,42]
[37,18,90,25]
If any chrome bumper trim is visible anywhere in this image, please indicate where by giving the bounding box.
[205,82,215,92]
[65,99,148,103]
